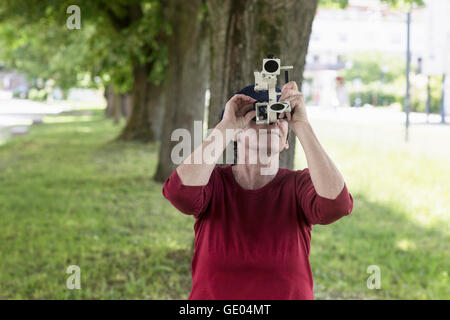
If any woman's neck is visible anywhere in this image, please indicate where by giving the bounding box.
[232,157,280,190]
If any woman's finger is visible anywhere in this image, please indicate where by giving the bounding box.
[283,94,303,103]
[279,90,301,102]
[233,94,256,103]
[281,81,298,93]
[236,102,255,115]
[285,89,301,97]
[244,110,257,123]
[289,81,299,91]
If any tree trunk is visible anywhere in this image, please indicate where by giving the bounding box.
[113,90,121,125]
[120,93,132,119]
[150,82,166,141]
[104,84,115,118]
[154,0,209,182]
[116,3,165,142]
[104,84,122,125]
[105,86,133,124]
[207,0,256,164]
[207,0,252,129]
[119,64,163,142]
[278,0,318,169]
[207,0,318,169]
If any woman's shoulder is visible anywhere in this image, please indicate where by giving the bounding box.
[278,167,310,177]
[277,167,312,188]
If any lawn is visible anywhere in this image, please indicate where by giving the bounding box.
[0,108,448,299]
[299,111,450,299]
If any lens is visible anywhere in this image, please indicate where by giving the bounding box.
[257,105,267,120]
[269,103,287,112]
[264,60,279,73]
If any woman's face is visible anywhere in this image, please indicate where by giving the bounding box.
[236,118,289,158]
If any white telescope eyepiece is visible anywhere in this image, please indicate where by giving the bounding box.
[253,56,294,124]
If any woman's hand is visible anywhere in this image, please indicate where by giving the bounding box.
[220,94,257,130]
[278,81,308,125]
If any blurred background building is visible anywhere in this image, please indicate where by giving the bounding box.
[304,0,450,115]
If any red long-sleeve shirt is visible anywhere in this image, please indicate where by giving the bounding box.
[162,165,353,300]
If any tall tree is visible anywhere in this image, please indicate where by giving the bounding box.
[84,0,169,141]
[0,0,168,142]
[111,1,168,141]
[153,0,209,182]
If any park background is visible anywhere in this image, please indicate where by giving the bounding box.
[0,0,449,299]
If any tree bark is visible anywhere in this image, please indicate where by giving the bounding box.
[150,82,166,141]
[104,84,123,124]
[104,84,115,118]
[120,93,132,119]
[207,0,318,169]
[119,63,163,142]
[105,85,133,123]
[116,2,165,142]
[113,90,122,125]
[207,0,253,130]
[154,0,209,182]
[278,0,318,169]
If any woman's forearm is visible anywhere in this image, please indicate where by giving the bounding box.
[292,121,345,199]
[176,121,234,186]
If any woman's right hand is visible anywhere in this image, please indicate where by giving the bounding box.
[220,94,257,130]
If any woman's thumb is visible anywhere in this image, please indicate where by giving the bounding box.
[244,110,256,123]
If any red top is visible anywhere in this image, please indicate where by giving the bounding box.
[162,165,353,300]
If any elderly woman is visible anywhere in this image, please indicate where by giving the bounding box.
[162,81,353,300]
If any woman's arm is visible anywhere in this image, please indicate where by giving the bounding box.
[292,121,344,199]
[280,81,345,199]
[177,94,256,186]
[176,121,232,186]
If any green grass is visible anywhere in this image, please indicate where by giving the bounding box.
[0,111,191,299]
[0,109,448,299]
[297,116,450,299]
